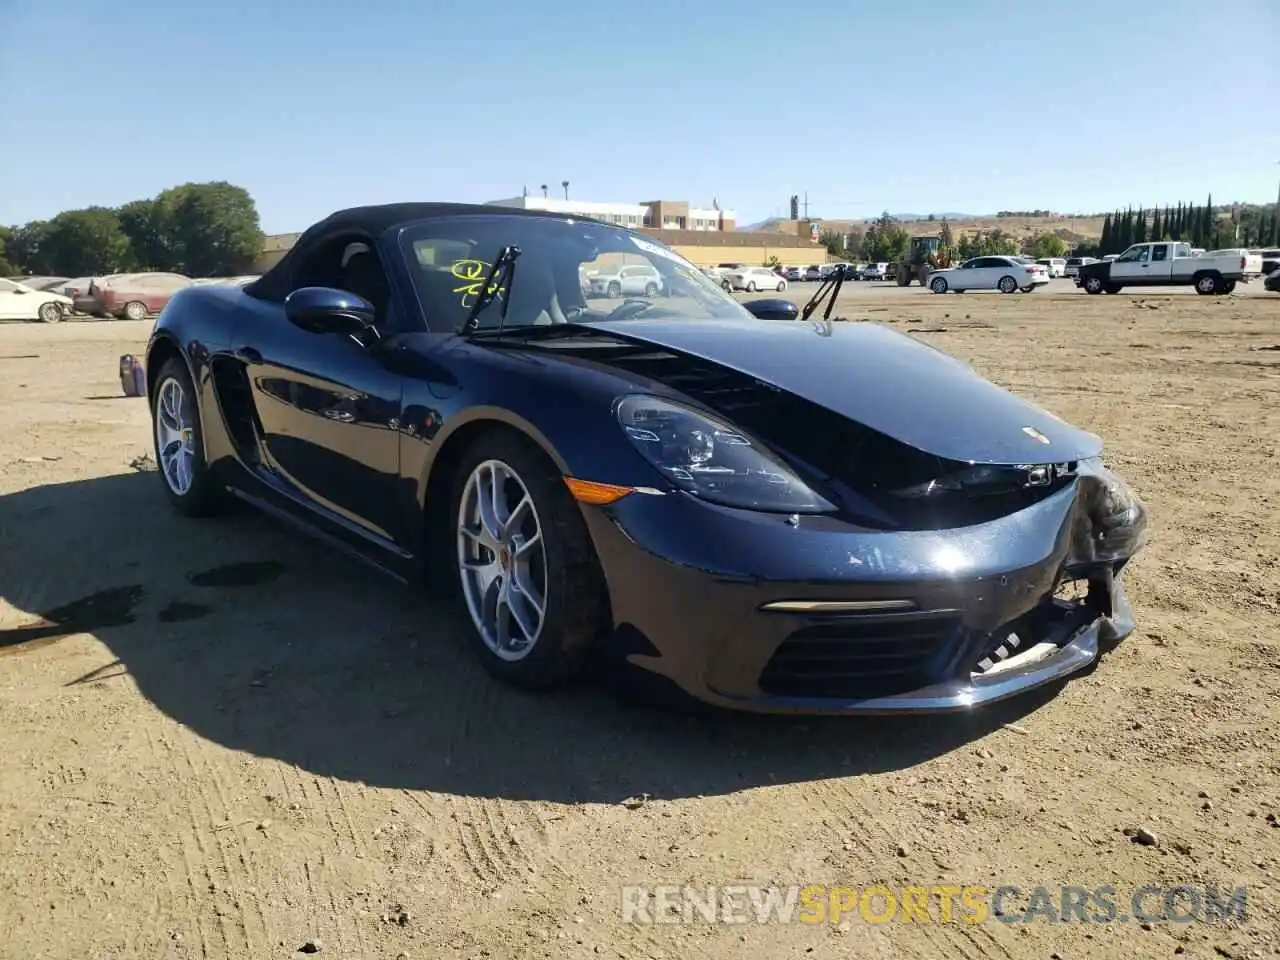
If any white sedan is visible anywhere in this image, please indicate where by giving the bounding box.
[927,256,1050,294]
[725,267,787,292]
[0,277,73,322]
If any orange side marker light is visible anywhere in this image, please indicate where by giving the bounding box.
[563,477,634,505]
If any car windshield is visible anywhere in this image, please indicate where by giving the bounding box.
[398,214,751,332]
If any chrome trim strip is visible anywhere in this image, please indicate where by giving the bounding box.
[760,599,918,613]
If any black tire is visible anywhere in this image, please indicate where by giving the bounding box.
[998,275,1018,294]
[606,281,621,299]
[775,281,786,292]
[746,281,757,292]
[643,282,659,297]
[1020,285,1038,293]
[449,429,608,690]
[37,301,63,323]
[123,300,149,321]
[150,357,226,516]
[930,276,948,294]
[1194,273,1219,296]
[1084,276,1104,295]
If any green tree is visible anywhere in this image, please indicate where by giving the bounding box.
[0,227,14,276]
[938,220,957,263]
[1100,213,1112,253]
[859,212,910,263]
[1150,207,1162,241]
[154,181,264,277]
[40,208,131,276]
[1134,207,1147,244]
[4,220,53,274]
[1028,232,1069,258]
[117,199,168,270]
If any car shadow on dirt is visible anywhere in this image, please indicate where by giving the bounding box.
[1,470,1060,803]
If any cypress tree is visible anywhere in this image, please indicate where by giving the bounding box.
[1175,202,1184,240]
[1201,194,1213,247]
[1100,213,1112,253]
[1151,206,1162,241]
[1135,207,1147,244]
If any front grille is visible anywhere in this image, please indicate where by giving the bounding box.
[758,609,962,700]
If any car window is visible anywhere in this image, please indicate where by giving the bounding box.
[399,215,750,333]
[1151,244,1168,262]
[1116,246,1149,263]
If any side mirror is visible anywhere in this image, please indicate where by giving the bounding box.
[285,286,376,338]
[742,297,799,322]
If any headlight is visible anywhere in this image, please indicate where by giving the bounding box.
[615,395,835,513]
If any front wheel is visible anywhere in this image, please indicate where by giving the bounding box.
[776,281,786,292]
[643,282,659,297]
[123,300,149,321]
[451,430,608,689]
[930,276,948,294]
[1084,276,1104,295]
[37,301,64,323]
[998,276,1018,294]
[606,281,621,299]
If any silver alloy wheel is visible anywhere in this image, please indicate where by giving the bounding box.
[124,301,148,321]
[457,459,548,662]
[155,376,196,496]
[998,276,1017,293]
[930,276,947,294]
[38,301,62,322]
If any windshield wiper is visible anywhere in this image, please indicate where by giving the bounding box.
[799,264,848,323]
[461,245,522,334]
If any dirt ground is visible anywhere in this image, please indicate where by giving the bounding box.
[1,287,1277,960]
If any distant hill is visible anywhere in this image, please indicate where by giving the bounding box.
[742,213,1108,243]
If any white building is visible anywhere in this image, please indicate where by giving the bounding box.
[485,195,737,232]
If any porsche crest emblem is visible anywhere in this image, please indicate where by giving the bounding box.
[1021,426,1051,445]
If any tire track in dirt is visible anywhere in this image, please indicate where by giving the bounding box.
[811,778,1012,960]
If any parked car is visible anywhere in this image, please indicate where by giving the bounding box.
[0,277,72,322]
[1264,269,1280,293]
[1063,257,1097,278]
[587,263,664,298]
[141,200,1148,714]
[91,272,193,319]
[725,267,787,292]
[784,265,805,282]
[860,262,889,281]
[803,264,823,282]
[69,275,115,316]
[1260,250,1280,276]
[1034,258,1067,278]
[927,256,1050,294]
[1075,243,1263,295]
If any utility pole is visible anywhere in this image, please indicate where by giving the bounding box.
[802,192,810,219]
[562,180,570,200]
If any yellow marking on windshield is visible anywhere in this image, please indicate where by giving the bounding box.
[451,258,506,309]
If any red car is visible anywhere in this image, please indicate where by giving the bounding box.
[90,273,193,320]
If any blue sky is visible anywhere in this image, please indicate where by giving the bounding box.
[2,0,1277,233]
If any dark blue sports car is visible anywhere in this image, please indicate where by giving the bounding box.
[143,202,1147,714]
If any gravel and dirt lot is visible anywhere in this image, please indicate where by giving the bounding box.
[1,286,1278,960]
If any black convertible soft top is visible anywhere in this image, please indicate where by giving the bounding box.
[246,202,575,302]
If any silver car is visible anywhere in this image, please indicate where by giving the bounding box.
[588,264,664,298]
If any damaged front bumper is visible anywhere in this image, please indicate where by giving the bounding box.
[583,458,1148,715]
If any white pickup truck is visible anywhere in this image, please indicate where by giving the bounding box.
[1075,242,1264,295]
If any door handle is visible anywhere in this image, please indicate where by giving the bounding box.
[235,346,263,364]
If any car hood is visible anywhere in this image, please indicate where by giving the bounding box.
[586,317,1102,465]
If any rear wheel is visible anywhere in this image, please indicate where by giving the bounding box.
[746,281,758,292]
[123,300,149,321]
[930,276,948,294]
[37,301,63,323]
[606,281,621,299]
[775,281,786,292]
[451,430,608,690]
[151,357,225,516]
[896,268,911,287]
[1194,273,1219,296]
[998,275,1018,294]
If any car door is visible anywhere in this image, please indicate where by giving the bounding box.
[242,237,408,548]
[1143,244,1172,283]
[0,279,26,318]
[952,258,983,291]
[1109,245,1150,282]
